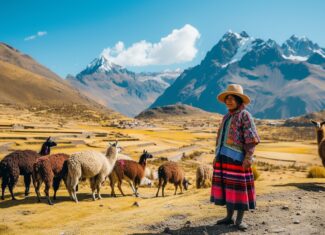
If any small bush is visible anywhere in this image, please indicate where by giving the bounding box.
[307,166,325,178]
[252,165,260,180]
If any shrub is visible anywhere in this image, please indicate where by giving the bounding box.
[307,166,325,178]
[252,165,260,180]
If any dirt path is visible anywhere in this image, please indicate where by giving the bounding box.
[134,182,325,235]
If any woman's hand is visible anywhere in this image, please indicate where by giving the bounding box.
[242,156,253,169]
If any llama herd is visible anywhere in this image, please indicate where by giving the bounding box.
[0,137,212,205]
[1,119,323,206]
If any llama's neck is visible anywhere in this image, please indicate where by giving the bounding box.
[139,157,147,170]
[39,145,50,156]
[106,148,118,164]
[316,127,324,145]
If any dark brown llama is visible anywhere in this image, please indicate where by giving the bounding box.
[0,137,57,200]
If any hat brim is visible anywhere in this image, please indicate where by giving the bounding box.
[217,91,251,105]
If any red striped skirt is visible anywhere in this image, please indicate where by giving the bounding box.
[210,154,256,210]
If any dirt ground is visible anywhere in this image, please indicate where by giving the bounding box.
[135,183,325,235]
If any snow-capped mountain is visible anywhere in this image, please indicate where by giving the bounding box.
[151,31,325,119]
[282,35,325,61]
[67,55,180,117]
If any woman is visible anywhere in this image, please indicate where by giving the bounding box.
[210,84,260,231]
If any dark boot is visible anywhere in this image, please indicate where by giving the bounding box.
[236,210,248,231]
[216,207,234,225]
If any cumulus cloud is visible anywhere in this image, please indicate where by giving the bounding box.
[24,31,47,41]
[101,24,200,67]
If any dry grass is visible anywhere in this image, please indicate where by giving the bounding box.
[0,106,324,234]
[252,165,260,180]
[307,166,325,178]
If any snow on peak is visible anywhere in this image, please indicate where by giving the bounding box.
[228,36,255,64]
[222,30,250,41]
[87,54,123,72]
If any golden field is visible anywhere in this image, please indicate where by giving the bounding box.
[0,105,324,235]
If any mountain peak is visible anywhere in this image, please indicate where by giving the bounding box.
[222,30,250,41]
[289,34,310,42]
[87,54,122,72]
[240,31,250,38]
[282,35,324,59]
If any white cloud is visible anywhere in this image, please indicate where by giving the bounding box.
[101,24,200,67]
[24,31,47,41]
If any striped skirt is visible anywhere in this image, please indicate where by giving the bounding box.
[210,154,256,210]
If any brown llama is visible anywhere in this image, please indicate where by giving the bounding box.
[32,153,69,205]
[156,161,190,197]
[109,150,153,197]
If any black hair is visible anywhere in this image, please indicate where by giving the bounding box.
[225,94,243,106]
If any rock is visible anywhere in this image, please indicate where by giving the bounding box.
[99,204,104,207]
[296,212,301,215]
[293,220,300,224]
[163,227,171,234]
[132,202,140,207]
[281,205,289,210]
[184,221,191,227]
[298,196,302,199]
[262,221,266,225]
[21,210,33,215]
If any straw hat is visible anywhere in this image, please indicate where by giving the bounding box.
[217,84,250,105]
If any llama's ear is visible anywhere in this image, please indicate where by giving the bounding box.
[143,149,146,153]
[311,120,318,126]
[47,136,51,141]
[321,121,325,127]
[109,142,112,146]
[115,140,118,146]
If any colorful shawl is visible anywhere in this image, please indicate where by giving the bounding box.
[216,105,260,159]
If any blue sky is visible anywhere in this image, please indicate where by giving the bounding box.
[1,0,325,78]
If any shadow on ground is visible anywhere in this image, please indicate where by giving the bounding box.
[273,182,325,192]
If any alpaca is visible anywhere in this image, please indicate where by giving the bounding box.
[32,153,69,205]
[156,161,190,197]
[0,137,57,200]
[196,164,213,189]
[109,150,153,197]
[145,167,158,181]
[311,120,325,167]
[66,141,119,203]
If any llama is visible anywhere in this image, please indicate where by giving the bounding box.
[0,137,57,200]
[156,161,190,197]
[145,167,158,181]
[109,150,153,197]
[196,164,213,189]
[32,153,69,205]
[311,120,325,167]
[66,141,119,203]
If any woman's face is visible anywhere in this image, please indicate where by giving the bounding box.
[225,95,238,110]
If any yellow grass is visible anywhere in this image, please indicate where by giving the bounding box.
[0,106,324,234]
[307,166,325,178]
